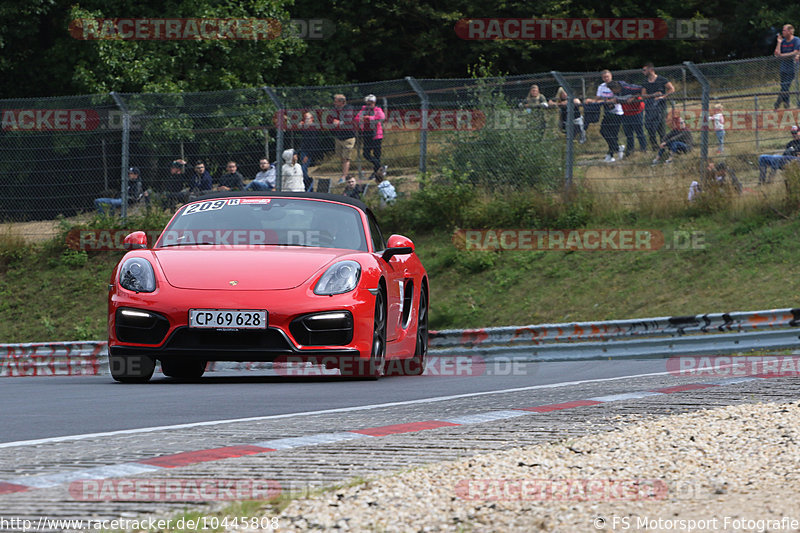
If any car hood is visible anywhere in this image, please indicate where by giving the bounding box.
[153,247,349,290]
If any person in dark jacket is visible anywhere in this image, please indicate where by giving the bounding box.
[652,117,693,164]
[608,80,647,154]
[342,175,366,199]
[94,167,149,215]
[758,125,800,183]
[216,161,245,191]
[189,160,213,196]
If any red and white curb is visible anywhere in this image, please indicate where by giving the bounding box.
[0,376,765,496]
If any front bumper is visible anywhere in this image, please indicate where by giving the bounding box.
[108,283,374,362]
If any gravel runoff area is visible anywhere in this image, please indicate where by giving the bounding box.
[246,401,800,532]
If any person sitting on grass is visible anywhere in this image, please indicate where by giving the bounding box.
[374,167,396,207]
[94,167,149,215]
[688,160,742,201]
[652,116,693,164]
[757,125,800,184]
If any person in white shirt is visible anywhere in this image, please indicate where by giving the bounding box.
[586,69,624,162]
[712,103,725,154]
[374,167,396,207]
[280,149,304,192]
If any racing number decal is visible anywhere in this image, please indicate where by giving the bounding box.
[182,200,228,216]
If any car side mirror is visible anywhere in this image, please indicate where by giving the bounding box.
[123,231,148,249]
[382,234,414,261]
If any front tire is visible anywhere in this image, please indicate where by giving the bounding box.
[161,358,207,379]
[343,289,386,379]
[109,354,155,383]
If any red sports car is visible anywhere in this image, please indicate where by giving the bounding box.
[107,192,428,382]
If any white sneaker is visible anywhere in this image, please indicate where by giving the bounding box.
[604,154,616,163]
[618,144,625,160]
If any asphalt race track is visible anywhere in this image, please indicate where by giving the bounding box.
[1,358,798,530]
[1,360,667,443]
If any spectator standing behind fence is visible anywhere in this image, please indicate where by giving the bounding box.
[245,157,276,191]
[641,62,675,152]
[652,117,693,164]
[281,149,305,192]
[757,125,800,183]
[774,25,800,110]
[356,94,387,180]
[608,80,647,154]
[549,87,586,144]
[216,160,245,191]
[521,84,548,135]
[190,161,213,196]
[586,70,624,162]
[94,167,149,215]
[520,84,548,111]
[327,94,356,183]
[712,103,725,154]
[299,112,322,191]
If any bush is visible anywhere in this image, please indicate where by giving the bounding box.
[0,228,28,267]
[442,67,564,191]
[783,160,800,213]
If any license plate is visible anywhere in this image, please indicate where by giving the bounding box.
[189,309,267,329]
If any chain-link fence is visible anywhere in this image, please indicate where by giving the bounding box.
[2,56,799,230]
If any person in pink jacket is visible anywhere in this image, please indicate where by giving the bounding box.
[355,94,386,179]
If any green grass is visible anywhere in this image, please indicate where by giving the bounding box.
[2,207,800,342]
[413,211,800,330]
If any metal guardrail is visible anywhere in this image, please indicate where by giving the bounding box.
[2,308,799,375]
[429,308,800,360]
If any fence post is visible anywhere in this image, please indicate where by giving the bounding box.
[263,87,283,190]
[754,95,760,151]
[795,61,800,108]
[110,92,130,219]
[551,71,574,190]
[683,62,709,170]
[405,76,428,175]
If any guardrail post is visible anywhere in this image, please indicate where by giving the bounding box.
[110,92,130,219]
[551,71,574,190]
[405,76,428,175]
[683,62,709,170]
[263,87,284,190]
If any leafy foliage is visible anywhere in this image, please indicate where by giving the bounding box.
[1,0,798,97]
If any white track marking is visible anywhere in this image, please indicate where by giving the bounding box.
[0,368,686,450]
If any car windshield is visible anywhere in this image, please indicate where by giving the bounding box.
[157,197,368,251]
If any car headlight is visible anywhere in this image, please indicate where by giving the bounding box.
[314,260,361,295]
[119,258,156,293]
